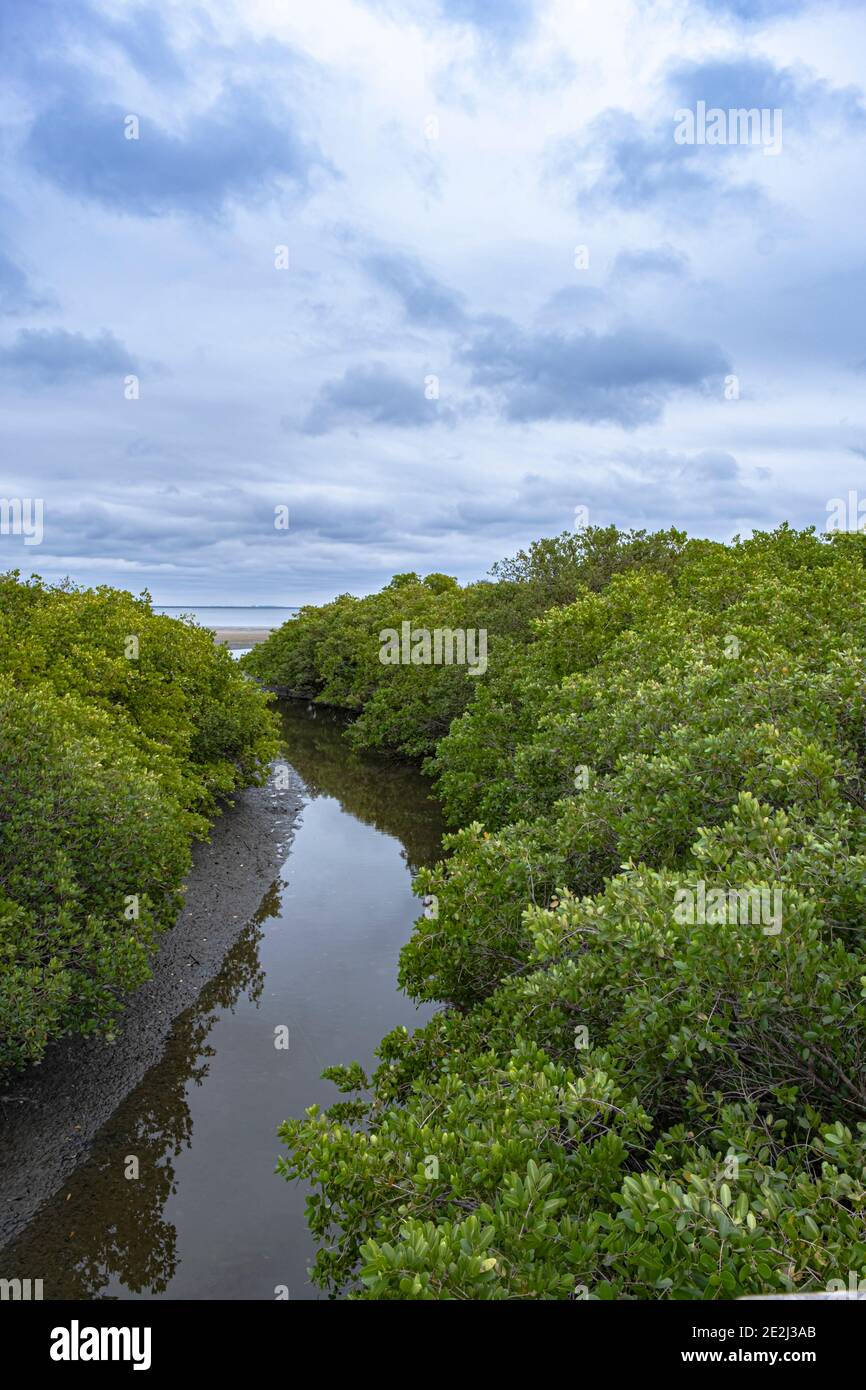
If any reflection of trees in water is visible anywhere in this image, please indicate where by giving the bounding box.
[3,721,443,1299]
[278,700,444,872]
[2,887,278,1299]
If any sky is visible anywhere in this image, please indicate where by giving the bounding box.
[1,0,865,604]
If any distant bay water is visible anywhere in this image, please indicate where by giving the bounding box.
[154,606,298,629]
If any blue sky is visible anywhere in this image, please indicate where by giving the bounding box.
[1,0,865,603]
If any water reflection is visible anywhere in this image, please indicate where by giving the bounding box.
[0,890,276,1299]
[275,701,443,872]
[1,702,442,1299]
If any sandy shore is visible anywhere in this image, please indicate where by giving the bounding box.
[0,765,305,1249]
[214,627,274,648]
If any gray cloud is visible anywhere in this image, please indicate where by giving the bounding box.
[0,328,138,386]
[362,249,467,327]
[301,362,452,434]
[411,447,773,539]
[45,488,395,557]
[553,54,866,217]
[670,55,866,132]
[0,245,50,317]
[0,0,185,93]
[24,88,331,221]
[549,109,729,214]
[536,285,609,325]
[368,0,537,46]
[612,245,690,280]
[697,0,813,19]
[438,0,536,42]
[459,317,730,427]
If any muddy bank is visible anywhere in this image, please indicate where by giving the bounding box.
[0,765,305,1250]
[213,627,273,648]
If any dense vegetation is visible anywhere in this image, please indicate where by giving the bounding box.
[255,526,866,1299]
[0,573,279,1071]
[241,527,688,758]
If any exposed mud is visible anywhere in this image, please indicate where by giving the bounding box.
[212,627,274,648]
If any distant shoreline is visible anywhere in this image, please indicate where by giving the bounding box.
[213,627,274,648]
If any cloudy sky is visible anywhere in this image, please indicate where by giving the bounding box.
[1,0,865,603]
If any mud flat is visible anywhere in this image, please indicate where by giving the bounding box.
[0,765,305,1249]
[213,627,273,648]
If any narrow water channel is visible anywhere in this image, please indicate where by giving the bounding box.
[1,701,443,1299]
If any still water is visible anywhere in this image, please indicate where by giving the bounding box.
[2,702,442,1299]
